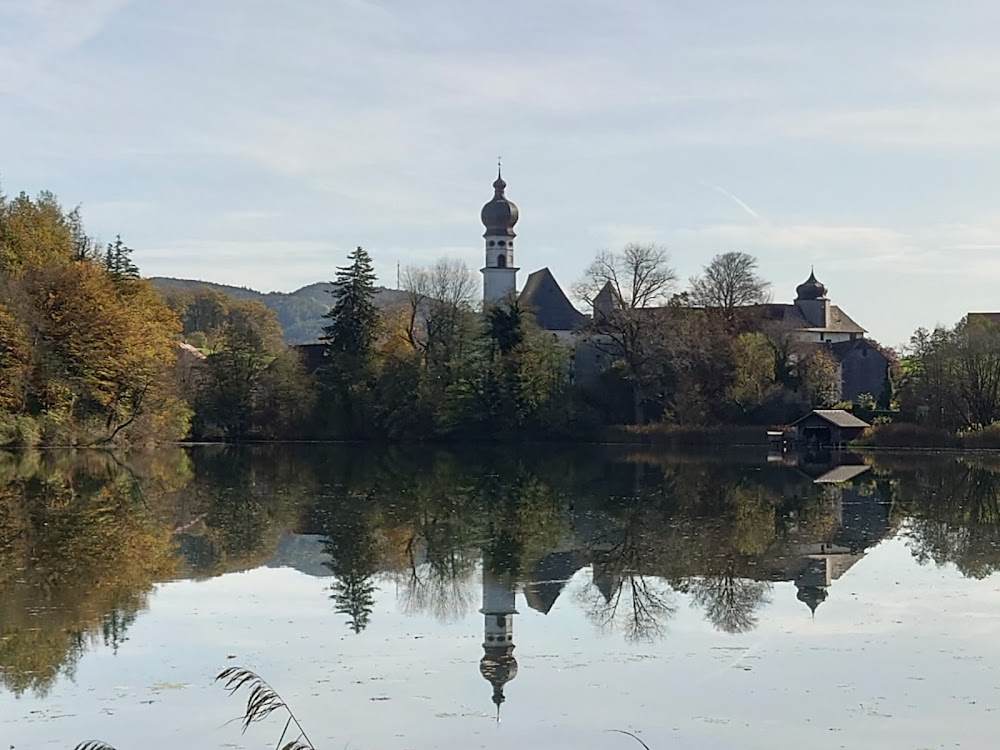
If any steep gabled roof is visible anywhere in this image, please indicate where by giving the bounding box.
[522,551,588,615]
[814,464,871,484]
[518,267,588,332]
[754,304,866,334]
[822,305,866,334]
[793,409,871,429]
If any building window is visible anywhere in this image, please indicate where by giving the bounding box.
[497,254,507,268]
[488,240,495,247]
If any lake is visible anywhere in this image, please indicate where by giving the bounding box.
[1,445,998,749]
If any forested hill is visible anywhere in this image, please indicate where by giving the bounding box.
[150,277,409,344]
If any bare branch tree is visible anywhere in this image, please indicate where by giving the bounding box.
[400,259,477,366]
[574,242,677,309]
[574,243,678,423]
[400,265,430,351]
[688,251,771,310]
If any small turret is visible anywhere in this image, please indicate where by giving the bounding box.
[795,269,828,301]
[794,269,831,328]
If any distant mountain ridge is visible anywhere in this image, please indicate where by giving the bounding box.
[151,277,409,344]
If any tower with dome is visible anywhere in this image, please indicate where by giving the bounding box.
[480,165,520,305]
[478,552,519,718]
[477,167,588,340]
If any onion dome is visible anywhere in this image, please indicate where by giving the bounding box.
[481,166,519,237]
[796,585,828,615]
[480,644,518,715]
[795,269,828,300]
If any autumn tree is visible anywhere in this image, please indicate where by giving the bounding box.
[801,347,840,408]
[25,262,188,444]
[194,300,312,439]
[0,190,76,276]
[164,286,232,348]
[729,332,779,414]
[198,310,273,438]
[0,186,190,446]
[0,304,29,413]
[899,318,1000,430]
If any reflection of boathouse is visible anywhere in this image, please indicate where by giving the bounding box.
[777,462,893,615]
[513,458,894,623]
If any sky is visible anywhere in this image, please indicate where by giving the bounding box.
[3,1,1000,347]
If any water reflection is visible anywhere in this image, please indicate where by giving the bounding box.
[2,444,1000,713]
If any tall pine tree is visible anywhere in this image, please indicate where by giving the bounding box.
[103,235,139,284]
[320,246,381,435]
[322,246,379,357]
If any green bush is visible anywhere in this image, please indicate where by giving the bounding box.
[0,415,43,447]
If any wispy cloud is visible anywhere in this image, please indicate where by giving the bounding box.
[698,181,764,221]
[4,0,1000,348]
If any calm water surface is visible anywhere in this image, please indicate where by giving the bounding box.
[1,445,999,749]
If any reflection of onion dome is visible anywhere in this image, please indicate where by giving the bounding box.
[481,167,519,237]
[796,585,828,615]
[480,644,518,713]
[795,270,828,300]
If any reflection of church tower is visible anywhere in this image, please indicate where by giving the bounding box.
[480,164,519,305]
[795,556,830,616]
[479,562,518,718]
[796,585,828,614]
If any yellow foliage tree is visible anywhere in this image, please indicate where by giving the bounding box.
[26,263,189,443]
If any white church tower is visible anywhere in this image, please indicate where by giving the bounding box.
[479,561,518,718]
[480,164,519,305]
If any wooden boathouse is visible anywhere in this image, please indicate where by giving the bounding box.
[787,409,871,448]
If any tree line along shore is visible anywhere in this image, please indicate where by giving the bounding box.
[0,187,996,448]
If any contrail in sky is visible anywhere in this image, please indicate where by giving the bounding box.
[700,180,764,221]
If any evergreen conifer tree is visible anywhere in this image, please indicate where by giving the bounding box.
[319,246,381,434]
[321,246,380,372]
[103,235,139,284]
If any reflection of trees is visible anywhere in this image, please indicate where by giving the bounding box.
[0,451,179,696]
[393,459,570,622]
[687,574,772,634]
[577,479,679,641]
[579,573,676,642]
[331,566,377,634]
[319,493,380,634]
[896,459,1000,579]
[392,466,482,622]
[398,519,476,622]
[574,460,804,637]
[176,446,314,577]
